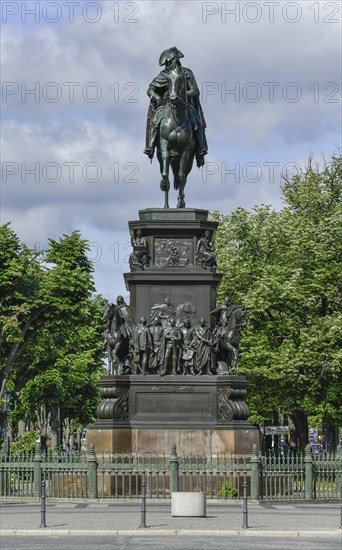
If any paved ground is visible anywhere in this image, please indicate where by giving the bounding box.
[0,500,341,539]
[1,535,342,550]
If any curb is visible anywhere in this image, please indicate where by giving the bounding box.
[1,529,341,538]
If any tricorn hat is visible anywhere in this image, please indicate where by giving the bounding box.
[159,46,184,66]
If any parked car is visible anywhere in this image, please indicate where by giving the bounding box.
[310,443,323,456]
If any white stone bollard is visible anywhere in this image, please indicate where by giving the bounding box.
[171,492,206,517]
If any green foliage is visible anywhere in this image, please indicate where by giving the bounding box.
[220,481,238,498]
[10,431,38,456]
[212,156,342,439]
[0,226,106,432]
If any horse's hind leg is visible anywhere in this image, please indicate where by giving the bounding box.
[160,138,170,208]
[177,152,189,208]
[177,184,185,208]
[164,188,169,209]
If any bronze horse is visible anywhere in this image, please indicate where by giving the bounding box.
[215,306,247,374]
[157,65,195,208]
[102,304,129,375]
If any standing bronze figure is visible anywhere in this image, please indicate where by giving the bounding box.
[193,318,216,375]
[160,318,183,376]
[144,47,208,208]
[133,317,153,375]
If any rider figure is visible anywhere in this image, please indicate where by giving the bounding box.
[211,296,235,352]
[144,46,208,167]
[116,295,134,340]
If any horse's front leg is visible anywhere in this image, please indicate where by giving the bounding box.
[112,343,122,375]
[233,348,239,375]
[177,152,189,208]
[108,347,116,375]
[160,138,170,208]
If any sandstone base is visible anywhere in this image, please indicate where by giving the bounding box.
[87,426,259,455]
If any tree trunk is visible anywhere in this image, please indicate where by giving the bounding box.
[288,410,308,450]
[324,422,339,452]
[64,418,71,452]
[18,420,26,437]
[50,407,61,450]
[0,308,44,400]
[76,428,82,451]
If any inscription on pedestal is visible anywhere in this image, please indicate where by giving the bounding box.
[151,385,194,392]
[94,375,252,430]
[135,394,209,417]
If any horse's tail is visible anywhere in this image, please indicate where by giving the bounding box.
[171,153,195,190]
[171,157,180,190]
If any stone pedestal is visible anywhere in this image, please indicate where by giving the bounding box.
[125,208,221,324]
[89,207,258,456]
[87,424,258,455]
[88,374,259,455]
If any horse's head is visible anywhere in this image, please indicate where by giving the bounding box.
[109,305,121,332]
[167,66,187,106]
[236,306,247,329]
[228,306,247,330]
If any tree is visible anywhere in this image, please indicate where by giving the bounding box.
[10,294,106,446]
[0,226,106,444]
[213,156,342,449]
[0,223,43,400]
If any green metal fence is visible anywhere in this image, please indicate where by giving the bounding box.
[259,453,305,500]
[0,442,341,501]
[0,451,36,498]
[43,451,89,499]
[313,452,342,500]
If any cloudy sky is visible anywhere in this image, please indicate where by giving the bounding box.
[1,0,341,301]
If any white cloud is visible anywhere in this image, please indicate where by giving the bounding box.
[1,0,341,299]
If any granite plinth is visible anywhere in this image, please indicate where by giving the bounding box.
[87,426,258,455]
[139,208,210,222]
[88,374,258,454]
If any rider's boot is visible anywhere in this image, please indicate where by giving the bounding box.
[144,127,158,159]
[194,127,208,167]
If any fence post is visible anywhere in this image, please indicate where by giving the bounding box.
[250,443,259,500]
[33,441,42,498]
[304,443,313,500]
[88,443,98,499]
[170,443,179,493]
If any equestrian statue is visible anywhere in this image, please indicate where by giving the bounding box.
[144,47,208,208]
[211,297,247,374]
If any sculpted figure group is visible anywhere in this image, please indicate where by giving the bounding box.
[129,229,218,271]
[103,296,246,377]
